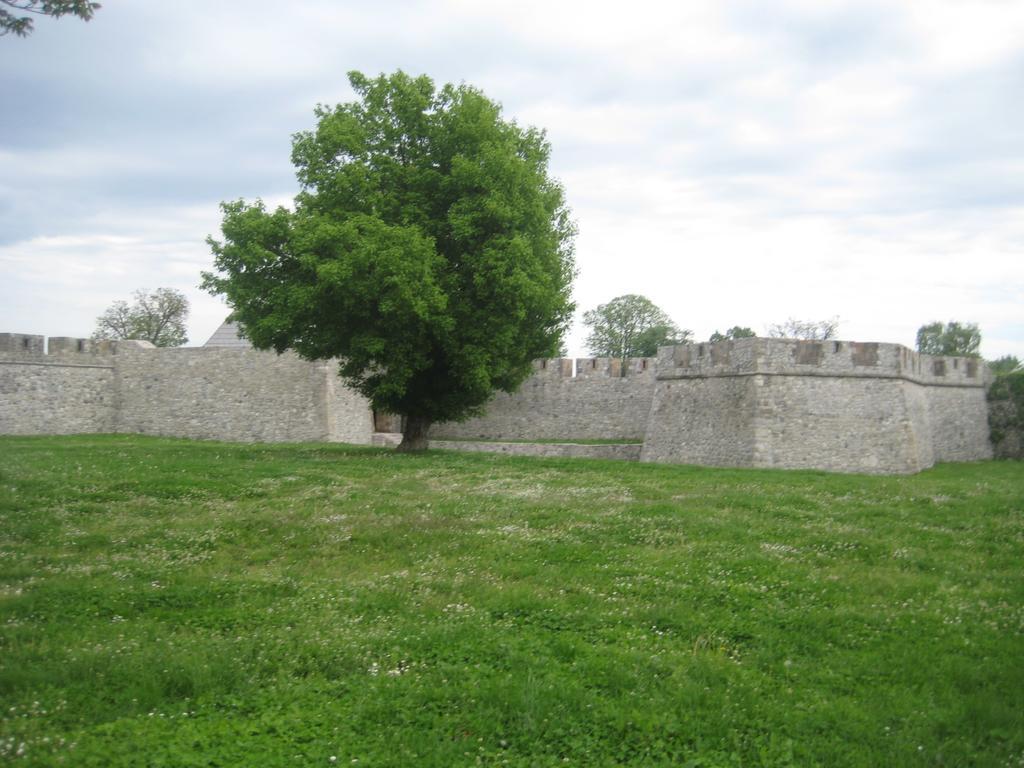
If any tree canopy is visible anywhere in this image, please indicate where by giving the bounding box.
[989,355,1022,376]
[767,317,839,341]
[92,288,189,347]
[916,321,981,357]
[1,1,99,37]
[582,294,689,360]
[203,71,576,450]
[709,326,756,343]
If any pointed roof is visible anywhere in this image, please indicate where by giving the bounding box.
[204,320,252,348]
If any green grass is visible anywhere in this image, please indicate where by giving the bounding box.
[0,435,1021,767]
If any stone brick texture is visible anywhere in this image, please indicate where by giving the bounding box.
[0,333,998,474]
[641,338,992,474]
[430,357,655,441]
[0,333,372,445]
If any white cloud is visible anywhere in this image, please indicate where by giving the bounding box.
[0,0,1020,362]
[903,0,1024,73]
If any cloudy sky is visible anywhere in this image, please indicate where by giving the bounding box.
[1,0,1022,359]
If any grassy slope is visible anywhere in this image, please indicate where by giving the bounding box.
[0,435,1021,767]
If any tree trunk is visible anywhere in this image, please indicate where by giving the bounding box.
[396,414,432,452]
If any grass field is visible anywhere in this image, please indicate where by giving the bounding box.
[1,435,1021,767]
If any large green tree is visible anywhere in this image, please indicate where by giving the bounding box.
[582,294,689,362]
[203,71,576,451]
[1,1,99,37]
[916,321,981,357]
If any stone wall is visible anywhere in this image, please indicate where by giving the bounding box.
[0,333,374,445]
[0,333,45,359]
[0,333,119,435]
[642,376,758,468]
[117,346,333,442]
[0,360,115,436]
[0,331,999,474]
[748,376,927,474]
[928,385,994,464]
[430,357,655,441]
[641,337,992,474]
[325,364,377,444]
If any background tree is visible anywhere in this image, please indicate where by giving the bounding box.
[203,71,575,451]
[92,288,189,347]
[709,326,756,343]
[988,355,1021,376]
[916,321,981,357]
[582,294,690,361]
[1,0,99,37]
[767,317,839,340]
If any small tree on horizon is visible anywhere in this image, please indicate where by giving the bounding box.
[988,355,1022,376]
[767,317,839,341]
[204,71,576,452]
[916,321,982,358]
[582,294,690,363]
[92,288,189,347]
[709,326,756,343]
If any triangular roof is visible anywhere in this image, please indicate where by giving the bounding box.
[204,320,252,348]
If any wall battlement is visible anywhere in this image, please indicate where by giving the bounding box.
[432,356,657,441]
[0,332,995,474]
[657,337,987,387]
[0,333,372,444]
[0,334,120,435]
[575,357,656,379]
[642,338,992,473]
[0,333,45,357]
[525,357,656,380]
[0,333,155,364]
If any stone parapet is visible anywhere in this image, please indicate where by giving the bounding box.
[0,333,46,359]
[656,338,987,388]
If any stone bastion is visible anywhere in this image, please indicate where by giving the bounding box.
[0,332,993,474]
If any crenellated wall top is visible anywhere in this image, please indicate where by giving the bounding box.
[655,337,989,387]
[1,331,989,388]
[0,333,154,362]
[529,357,657,380]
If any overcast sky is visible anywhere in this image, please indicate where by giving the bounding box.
[1,0,1022,359]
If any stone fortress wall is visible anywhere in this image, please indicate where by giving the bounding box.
[0,331,994,474]
[640,337,992,474]
[430,356,656,441]
[0,335,118,435]
[0,333,373,445]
